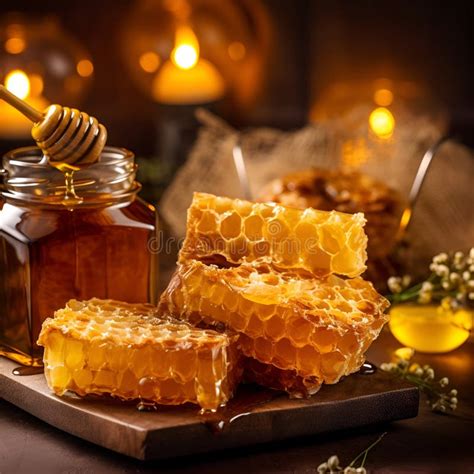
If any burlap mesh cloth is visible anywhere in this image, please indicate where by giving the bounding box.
[160,109,473,271]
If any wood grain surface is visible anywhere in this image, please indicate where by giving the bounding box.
[0,357,418,460]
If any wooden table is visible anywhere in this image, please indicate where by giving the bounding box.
[1,330,472,473]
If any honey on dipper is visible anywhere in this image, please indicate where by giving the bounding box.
[0,87,158,368]
[0,85,107,169]
[0,85,107,202]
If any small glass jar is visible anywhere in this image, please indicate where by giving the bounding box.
[389,304,472,353]
[0,146,159,367]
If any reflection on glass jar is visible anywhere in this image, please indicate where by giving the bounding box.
[0,147,159,366]
[389,304,472,353]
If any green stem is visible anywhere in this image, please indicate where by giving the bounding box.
[360,449,369,468]
[387,274,441,303]
[349,432,387,468]
[402,373,442,399]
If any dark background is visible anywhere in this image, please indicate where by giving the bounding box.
[1,0,473,158]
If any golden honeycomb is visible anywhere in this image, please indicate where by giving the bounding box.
[37,298,242,411]
[159,260,389,388]
[180,192,368,278]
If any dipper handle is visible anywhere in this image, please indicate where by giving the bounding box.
[0,85,43,122]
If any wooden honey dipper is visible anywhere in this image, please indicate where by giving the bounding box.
[0,85,107,169]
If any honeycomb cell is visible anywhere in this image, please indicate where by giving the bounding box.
[72,368,93,387]
[87,341,107,370]
[37,298,242,410]
[220,212,242,239]
[197,212,217,233]
[244,214,265,240]
[179,192,368,278]
[159,260,389,387]
[119,369,137,395]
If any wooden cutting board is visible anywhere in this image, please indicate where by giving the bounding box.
[0,357,418,460]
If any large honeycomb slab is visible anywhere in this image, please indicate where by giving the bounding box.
[159,260,389,388]
[37,299,241,411]
[180,192,368,278]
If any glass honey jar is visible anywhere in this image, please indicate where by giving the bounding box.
[0,146,159,367]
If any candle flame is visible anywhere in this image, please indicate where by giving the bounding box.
[171,26,199,70]
[5,69,30,99]
[369,107,395,139]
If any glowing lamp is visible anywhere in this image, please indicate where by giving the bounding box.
[152,26,225,104]
[120,0,266,107]
[0,15,94,139]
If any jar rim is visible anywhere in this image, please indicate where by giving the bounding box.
[1,146,140,208]
[3,146,135,168]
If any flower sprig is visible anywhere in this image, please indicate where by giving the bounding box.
[381,350,458,413]
[317,432,386,473]
[387,248,474,311]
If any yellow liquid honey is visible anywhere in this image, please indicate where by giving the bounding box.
[389,304,472,353]
[0,166,158,367]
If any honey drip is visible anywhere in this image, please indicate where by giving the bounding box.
[63,169,83,205]
[359,362,377,375]
[52,161,84,206]
[12,366,44,376]
[202,385,280,434]
[137,400,158,412]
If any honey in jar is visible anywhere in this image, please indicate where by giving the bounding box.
[0,146,159,367]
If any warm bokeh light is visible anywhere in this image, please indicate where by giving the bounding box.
[171,26,199,70]
[228,41,246,61]
[369,107,395,139]
[76,59,94,77]
[373,88,394,107]
[397,207,412,240]
[29,74,44,97]
[5,69,30,99]
[5,37,26,54]
[342,138,369,167]
[139,51,161,73]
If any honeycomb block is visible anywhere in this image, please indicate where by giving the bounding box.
[159,260,389,387]
[180,192,368,278]
[37,299,242,411]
